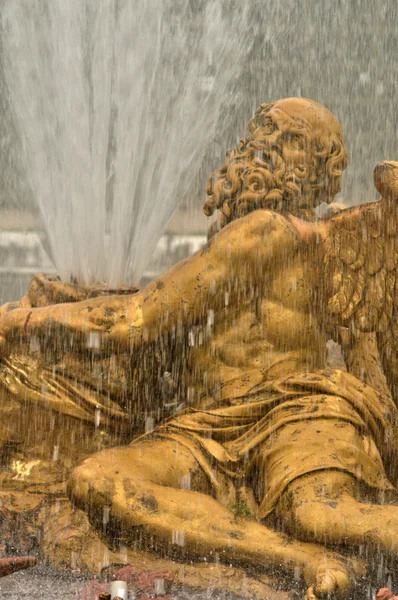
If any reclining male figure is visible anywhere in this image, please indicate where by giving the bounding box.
[2,98,398,599]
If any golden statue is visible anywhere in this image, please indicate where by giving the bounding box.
[1,98,398,599]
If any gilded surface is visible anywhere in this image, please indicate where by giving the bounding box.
[1,99,398,598]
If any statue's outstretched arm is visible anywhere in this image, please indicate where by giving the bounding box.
[115,209,301,345]
[0,210,300,353]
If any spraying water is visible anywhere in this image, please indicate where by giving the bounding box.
[0,0,257,287]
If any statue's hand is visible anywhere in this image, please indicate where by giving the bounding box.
[0,292,146,357]
[0,293,145,360]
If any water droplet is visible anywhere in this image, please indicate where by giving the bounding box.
[154,577,165,596]
[207,309,214,333]
[181,474,191,490]
[95,407,101,427]
[145,416,154,432]
[359,71,370,84]
[87,332,101,349]
[30,335,40,353]
[52,445,59,462]
[376,82,384,96]
[103,506,110,527]
[172,529,185,546]
[187,387,195,404]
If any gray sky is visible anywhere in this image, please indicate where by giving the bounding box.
[0,0,397,232]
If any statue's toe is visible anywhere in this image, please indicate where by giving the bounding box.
[313,563,351,599]
[304,571,348,600]
[304,555,364,600]
[304,586,318,600]
[67,447,145,541]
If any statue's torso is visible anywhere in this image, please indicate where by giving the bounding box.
[181,255,328,408]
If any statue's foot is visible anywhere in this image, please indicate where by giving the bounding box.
[304,559,361,599]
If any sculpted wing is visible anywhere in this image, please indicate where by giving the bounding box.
[324,161,398,397]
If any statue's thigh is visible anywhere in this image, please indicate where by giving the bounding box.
[132,437,212,493]
[79,437,212,494]
[251,417,369,517]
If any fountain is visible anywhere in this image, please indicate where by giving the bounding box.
[1,94,398,598]
[1,2,398,600]
[0,0,257,287]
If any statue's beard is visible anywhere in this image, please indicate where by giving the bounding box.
[204,141,314,226]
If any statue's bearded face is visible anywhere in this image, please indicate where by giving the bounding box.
[204,98,348,226]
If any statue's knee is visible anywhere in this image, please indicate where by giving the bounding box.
[67,454,114,506]
[277,476,328,535]
[67,448,149,508]
[67,461,92,503]
[292,500,329,538]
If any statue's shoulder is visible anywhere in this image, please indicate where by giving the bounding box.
[206,210,302,266]
[202,210,306,266]
[230,209,299,238]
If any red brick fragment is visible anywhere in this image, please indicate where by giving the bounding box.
[140,596,174,600]
[78,565,175,599]
[377,589,398,600]
[77,579,109,600]
[113,566,173,594]
[113,565,143,584]
[0,555,37,578]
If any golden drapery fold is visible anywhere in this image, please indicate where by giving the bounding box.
[137,369,398,518]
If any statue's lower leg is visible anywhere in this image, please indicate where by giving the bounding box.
[278,470,398,556]
[68,441,364,599]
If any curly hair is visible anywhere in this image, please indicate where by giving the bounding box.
[204,100,348,228]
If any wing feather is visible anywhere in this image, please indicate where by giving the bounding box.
[325,160,398,398]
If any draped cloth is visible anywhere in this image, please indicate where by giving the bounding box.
[0,355,130,426]
[0,353,132,484]
[133,369,398,518]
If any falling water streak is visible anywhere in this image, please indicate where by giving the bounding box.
[1,1,114,285]
[150,3,256,286]
[0,0,259,287]
[106,0,258,287]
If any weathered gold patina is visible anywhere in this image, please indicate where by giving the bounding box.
[1,99,398,599]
